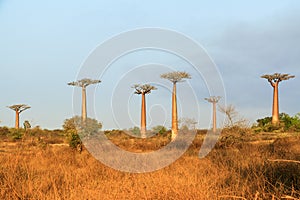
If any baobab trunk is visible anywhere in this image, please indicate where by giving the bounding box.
[272,83,279,125]
[171,83,178,139]
[82,87,87,123]
[213,102,217,133]
[15,110,19,129]
[141,93,146,137]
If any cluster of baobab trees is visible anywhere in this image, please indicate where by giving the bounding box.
[66,71,295,140]
[67,71,191,139]
[6,72,294,135]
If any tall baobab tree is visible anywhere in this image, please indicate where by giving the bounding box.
[261,73,295,125]
[132,84,157,137]
[68,78,101,122]
[205,96,221,133]
[8,104,30,129]
[161,71,191,139]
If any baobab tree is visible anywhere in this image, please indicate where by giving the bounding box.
[205,96,221,133]
[68,78,101,122]
[161,71,191,139]
[261,73,295,125]
[7,104,30,129]
[132,84,157,137]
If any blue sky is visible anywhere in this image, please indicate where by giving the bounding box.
[0,1,299,130]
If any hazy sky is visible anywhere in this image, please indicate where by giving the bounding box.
[0,1,299,130]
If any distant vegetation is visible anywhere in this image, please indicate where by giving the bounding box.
[253,113,300,133]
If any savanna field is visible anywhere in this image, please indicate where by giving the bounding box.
[0,126,299,200]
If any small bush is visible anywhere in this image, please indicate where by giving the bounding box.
[0,127,10,136]
[152,125,167,135]
[68,132,82,149]
[128,126,140,136]
[9,129,23,140]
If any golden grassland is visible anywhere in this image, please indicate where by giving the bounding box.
[0,130,299,200]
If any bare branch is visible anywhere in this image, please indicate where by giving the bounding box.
[218,104,237,127]
[132,84,157,95]
[268,159,300,164]
[160,71,191,83]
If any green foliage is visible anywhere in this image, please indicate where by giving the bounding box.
[0,127,10,136]
[129,126,140,136]
[256,116,272,127]
[254,113,300,132]
[9,129,23,140]
[152,125,167,135]
[63,116,102,148]
[23,120,31,131]
[69,132,82,149]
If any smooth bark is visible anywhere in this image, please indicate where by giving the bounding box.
[82,87,87,123]
[15,110,19,129]
[272,82,279,125]
[213,102,217,133]
[141,93,146,136]
[171,83,178,139]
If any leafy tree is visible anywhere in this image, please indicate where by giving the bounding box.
[63,116,102,149]
[254,113,300,132]
[256,116,272,127]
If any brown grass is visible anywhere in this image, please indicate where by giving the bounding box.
[0,132,299,200]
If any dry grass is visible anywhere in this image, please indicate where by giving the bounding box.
[0,132,299,200]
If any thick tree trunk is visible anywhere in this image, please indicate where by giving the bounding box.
[15,110,19,129]
[140,93,146,137]
[272,83,279,125]
[171,83,178,139]
[213,102,217,133]
[82,87,87,123]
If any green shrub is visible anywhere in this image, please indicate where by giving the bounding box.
[253,113,300,132]
[68,132,82,149]
[0,127,10,136]
[129,126,140,136]
[9,129,23,140]
[63,116,102,149]
[152,125,167,135]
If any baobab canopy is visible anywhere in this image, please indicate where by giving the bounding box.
[261,72,295,125]
[261,73,295,84]
[160,71,191,83]
[132,84,157,95]
[204,96,221,103]
[7,104,31,129]
[132,83,157,137]
[68,78,101,88]
[160,71,191,139]
[67,78,101,122]
[8,104,31,113]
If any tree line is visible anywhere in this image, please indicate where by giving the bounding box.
[4,72,296,137]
